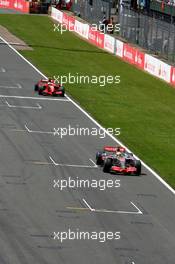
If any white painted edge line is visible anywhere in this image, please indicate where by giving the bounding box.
[0,83,22,89]
[49,156,98,168]
[0,94,69,101]
[82,198,95,212]
[5,100,42,109]
[0,35,174,195]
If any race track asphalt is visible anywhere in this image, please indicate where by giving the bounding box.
[0,39,175,264]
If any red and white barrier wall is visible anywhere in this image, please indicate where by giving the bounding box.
[51,7,175,86]
[0,0,29,13]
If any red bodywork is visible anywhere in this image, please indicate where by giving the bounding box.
[104,146,126,152]
[111,155,136,173]
[36,79,64,96]
[102,146,139,175]
[42,83,63,95]
[96,145,141,175]
[111,166,137,173]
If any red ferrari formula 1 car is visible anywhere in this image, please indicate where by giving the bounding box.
[96,146,141,176]
[34,78,65,97]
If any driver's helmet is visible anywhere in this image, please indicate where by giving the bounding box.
[116,151,121,157]
[116,146,120,154]
[116,152,125,161]
[48,78,55,83]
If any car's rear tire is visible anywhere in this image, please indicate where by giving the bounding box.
[35,84,38,91]
[103,158,112,173]
[135,160,141,176]
[38,90,43,95]
[60,87,65,97]
[96,151,103,165]
[38,86,46,95]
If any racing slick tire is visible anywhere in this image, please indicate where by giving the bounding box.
[135,160,141,176]
[60,87,65,97]
[38,86,46,95]
[60,91,65,97]
[96,151,103,165]
[35,84,38,91]
[38,90,43,95]
[103,158,112,173]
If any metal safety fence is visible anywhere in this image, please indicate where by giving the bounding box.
[72,0,112,24]
[71,1,175,63]
[117,7,175,63]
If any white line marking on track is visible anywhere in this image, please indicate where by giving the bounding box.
[0,67,6,73]
[1,35,174,195]
[25,124,54,134]
[82,199,95,211]
[11,129,27,132]
[5,100,42,109]
[89,158,98,167]
[49,156,58,166]
[49,156,98,168]
[0,83,22,89]
[82,200,143,215]
[0,95,69,101]
[130,202,143,215]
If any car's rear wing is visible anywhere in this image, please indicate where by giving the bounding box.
[41,78,48,82]
[103,146,125,152]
